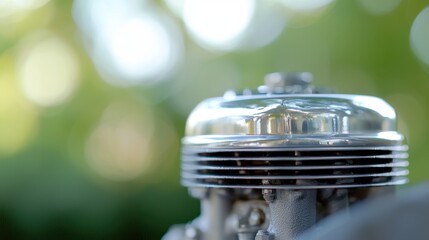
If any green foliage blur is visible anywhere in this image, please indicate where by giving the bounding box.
[0,0,428,239]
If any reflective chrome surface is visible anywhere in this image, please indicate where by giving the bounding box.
[182,92,407,189]
[185,94,400,147]
[181,71,408,190]
[166,73,410,240]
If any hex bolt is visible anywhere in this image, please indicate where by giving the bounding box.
[248,208,265,227]
[264,72,313,94]
[262,189,276,203]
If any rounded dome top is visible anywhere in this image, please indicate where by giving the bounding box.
[184,94,402,147]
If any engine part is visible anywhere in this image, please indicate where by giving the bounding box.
[163,72,409,240]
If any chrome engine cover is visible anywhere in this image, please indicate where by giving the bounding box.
[164,73,408,240]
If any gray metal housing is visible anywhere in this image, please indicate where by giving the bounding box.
[164,73,408,240]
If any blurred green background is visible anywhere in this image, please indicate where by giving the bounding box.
[0,0,428,239]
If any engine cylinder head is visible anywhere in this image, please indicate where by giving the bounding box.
[181,73,408,190]
[165,72,409,240]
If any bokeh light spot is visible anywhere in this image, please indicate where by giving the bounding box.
[0,56,38,156]
[183,0,255,51]
[410,6,429,66]
[0,0,49,22]
[108,17,172,81]
[73,0,182,86]
[17,31,80,107]
[86,101,155,182]
[235,2,286,51]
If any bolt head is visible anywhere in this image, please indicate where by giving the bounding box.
[262,189,276,203]
[249,208,265,226]
[264,72,313,94]
[185,225,200,240]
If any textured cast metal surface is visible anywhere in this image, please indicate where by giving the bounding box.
[265,189,317,239]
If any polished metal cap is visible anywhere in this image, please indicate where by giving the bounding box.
[185,94,399,142]
[181,73,408,189]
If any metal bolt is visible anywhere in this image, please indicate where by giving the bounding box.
[262,189,276,203]
[248,208,265,226]
[255,230,274,240]
[264,72,313,94]
[185,225,199,240]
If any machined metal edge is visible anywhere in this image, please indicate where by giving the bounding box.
[181,178,408,189]
[181,161,409,170]
[181,169,409,180]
